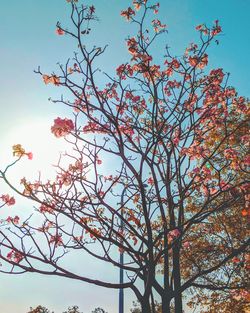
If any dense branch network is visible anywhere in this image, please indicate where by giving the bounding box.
[0,1,249,312]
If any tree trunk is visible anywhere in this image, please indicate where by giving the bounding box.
[162,296,171,313]
[173,246,183,313]
[140,296,152,313]
[174,293,183,313]
[151,292,156,313]
[162,231,171,313]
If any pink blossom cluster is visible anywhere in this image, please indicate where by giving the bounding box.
[1,194,15,206]
[168,229,181,242]
[51,117,74,138]
[50,234,63,247]
[6,216,20,224]
[7,250,23,263]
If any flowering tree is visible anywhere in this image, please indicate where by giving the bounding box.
[27,305,90,313]
[0,1,249,312]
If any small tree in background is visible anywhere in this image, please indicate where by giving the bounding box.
[0,1,249,312]
[63,306,83,313]
[27,306,52,313]
[91,308,108,313]
[27,305,106,313]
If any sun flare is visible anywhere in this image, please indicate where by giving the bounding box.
[0,119,67,184]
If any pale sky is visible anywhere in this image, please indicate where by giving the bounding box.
[0,0,249,312]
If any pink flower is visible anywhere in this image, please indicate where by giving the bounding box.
[6,251,13,259]
[153,2,160,14]
[118,124,135,136]
[232,257,241,263]
[6,216,13,223]
[195,24,209,35]
[165,67,173,77]
[169,229,180,238]
[51,117,74,138]
[56,28,65,35]
[152,19,166,33]
[183,241,191,249]
[224,148,238,160]
[1,194,15,206]
[98,190,105,197]
[171,59,180,69]
[241,134,250,146]
[39,204,54,214]
[173,137,180,146]
[243,155,250,166]
[6,215,19,224]
[189,54,208,69]
[82,121,108,134]
[211,20,222,36]
[189,56,198,67]
[43,75,60,86]
[6,250,23,263]
[26,152,33,160]
[50,234,63,247]
[13,216,20,224]
[56,171,72,186]
[89,5,95,15]
[121,7,135,21]
[97,158,102,165]
[147,177,154,185]
[168,229,181,242]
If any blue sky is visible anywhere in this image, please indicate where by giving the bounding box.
[0,0,249,312]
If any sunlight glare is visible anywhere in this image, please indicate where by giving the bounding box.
[0,119,68,185]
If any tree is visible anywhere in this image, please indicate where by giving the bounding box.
[91,308,108,313]
[27,306,53,313]
[0,1,249,312]
[27,305,106,313]
[130,300,163,313]
[63,306,83,313]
